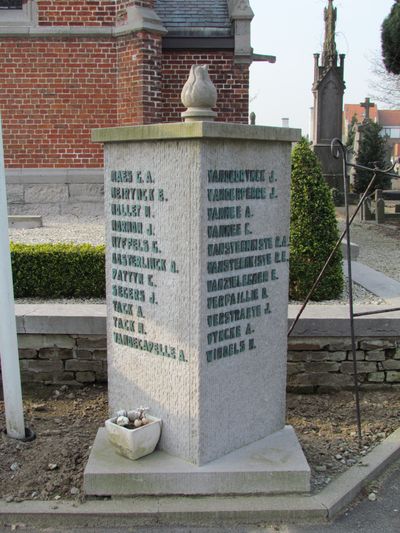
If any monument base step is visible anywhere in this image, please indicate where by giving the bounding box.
[84,425,310,497]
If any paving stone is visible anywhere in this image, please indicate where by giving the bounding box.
[386,371,400,383]
[304,362,340,373]
[24,184,69,204]
[287,362,305,376]
[326,339,354,351]
[365,350,386,361]
[340,361,377,374]
[17,334,75,350]
[76,336,107,350]
[22,360,64,373]
[287,339,328,351]
[18,348,38,360]
[359,339,396,350]
[93,349,107,360]
[346,350,365,361]
[325,351,347,362]
[75,350,94,360]
[38,348,73,360]
[68,183,104,201]
[382,360,400,370]
[76,371,96,383]
[65,360,103,372]
[367,372,385,383]
[6,184,24,204]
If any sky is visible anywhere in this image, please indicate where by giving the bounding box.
[249,0,395,135]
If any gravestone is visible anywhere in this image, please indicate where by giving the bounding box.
[84,66,309,496]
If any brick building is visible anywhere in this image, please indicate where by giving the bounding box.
[1,0,256,216]
[344,104,400,162]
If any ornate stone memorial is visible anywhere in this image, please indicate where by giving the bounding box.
[84,67,309,496]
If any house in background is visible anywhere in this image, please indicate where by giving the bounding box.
[344,103,400,163]
[0,0,269,217]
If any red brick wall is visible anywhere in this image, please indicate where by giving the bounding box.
[0,29,250,168]
[117,32,163,125]
[161,51,250,124]
[37,0,117,27]
[36,0,154,27]
[0,38,118,168]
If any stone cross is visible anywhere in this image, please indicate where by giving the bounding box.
[360,97,375,122]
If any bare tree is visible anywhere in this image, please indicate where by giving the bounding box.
[368,53,400,108]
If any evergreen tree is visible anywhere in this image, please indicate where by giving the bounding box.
[289,138,343,302]
[354,121,390,193]
[382,1,400,75]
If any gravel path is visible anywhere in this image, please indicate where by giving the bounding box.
[9,215,398,305]
[340,219,400,282]
[9,218,105,246]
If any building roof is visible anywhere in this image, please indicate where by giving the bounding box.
[378,110,400,127]
[344,104,400,128]
[344,104,378,125]
[155,0,232,37]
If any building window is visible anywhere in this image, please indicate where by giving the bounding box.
[381,127,400,139]
[0,1,23,9]
[0,0,35,26]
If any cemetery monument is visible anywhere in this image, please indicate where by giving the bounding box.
[84,66,309,496]
[312,0,346,191]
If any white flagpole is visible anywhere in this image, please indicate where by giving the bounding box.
[0,114,25,439]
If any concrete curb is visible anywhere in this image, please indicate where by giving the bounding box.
[1,428,399,528]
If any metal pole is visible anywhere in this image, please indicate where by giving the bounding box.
[341,150,362,448]
[0,114,25,439]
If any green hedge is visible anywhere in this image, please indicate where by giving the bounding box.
[11,243,106,298]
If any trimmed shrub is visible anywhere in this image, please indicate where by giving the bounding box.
[289,138,343,301]
[11,243,105,298]
[382,1,400,75]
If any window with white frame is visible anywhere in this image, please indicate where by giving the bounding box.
[0,0,35,25]
[0,1,23,9]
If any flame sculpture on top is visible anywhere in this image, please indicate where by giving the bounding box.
[181,65,217,122]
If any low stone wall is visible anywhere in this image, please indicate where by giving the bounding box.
[287,337,400,393]
[6,169,104,218]
[17,334,107,386]
[4,303,400,391]
[14,333,400,391]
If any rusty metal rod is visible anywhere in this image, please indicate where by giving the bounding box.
[354,307,400,317]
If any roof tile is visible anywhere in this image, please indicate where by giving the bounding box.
[155,0,231,31]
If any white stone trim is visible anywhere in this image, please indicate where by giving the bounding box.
[6,168,103,185]
[0,4,166,36]
[227,0,254,64]
[115,5,167,37]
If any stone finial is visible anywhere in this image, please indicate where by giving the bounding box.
[181,65,217,122]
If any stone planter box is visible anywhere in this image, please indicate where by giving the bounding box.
[105,415,162,461]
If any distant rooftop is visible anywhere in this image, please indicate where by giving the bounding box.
[155,0,232,37]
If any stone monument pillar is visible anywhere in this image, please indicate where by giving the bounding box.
[312,0,346,191]
[84,66,309,497]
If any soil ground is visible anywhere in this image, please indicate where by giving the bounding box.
[1,385,399,501]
